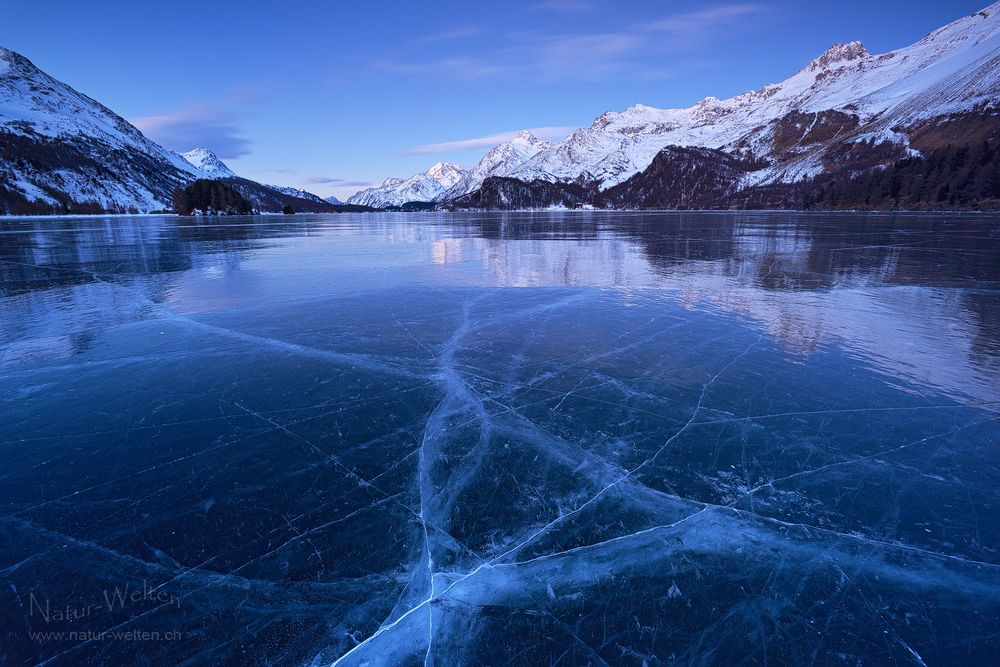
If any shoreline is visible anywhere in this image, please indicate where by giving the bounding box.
[3,208,1000,220]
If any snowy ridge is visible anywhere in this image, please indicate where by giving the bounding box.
[437,3,1000,196]
[347,162,465,207]
[263,184,328,204]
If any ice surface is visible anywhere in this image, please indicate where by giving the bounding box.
[1,212,999,665]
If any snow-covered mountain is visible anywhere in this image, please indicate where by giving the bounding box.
[181,148,237,179]
[0,46,203,213]
[324,195,343,205]
[446,3,1000,200]
[442,131,556,199]
[347,162,465,207]
[0,47,344,215]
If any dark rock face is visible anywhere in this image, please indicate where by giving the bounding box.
[904,108,1000,153]
[448,177,594,210]
[818,138,906,174]
[596,146,761,210]
[770,110,861,160]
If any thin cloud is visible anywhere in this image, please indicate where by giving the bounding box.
[373,3,771,82]
[403,127,575,154]
[526,32,642,79]
[412,27,482,45]
[300,176,372,187]
[131,104,250,159]
[644,4,766,37]
[372,57,510,79]
[531,0,597,11]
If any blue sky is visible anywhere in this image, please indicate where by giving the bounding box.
[0,0,988,199]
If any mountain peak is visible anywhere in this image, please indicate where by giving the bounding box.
[426,161,464,188]
[804,41,870,72]
[180,148,237,179]
[0,47,40,78]
[512,130,539,144]
[426,161,460,174]
[0,46,22,63]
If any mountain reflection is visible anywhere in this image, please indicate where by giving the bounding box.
[2,212,998,404]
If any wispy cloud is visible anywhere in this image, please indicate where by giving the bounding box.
[372,57,510,79]
[131,104,250,158]
[403,126,575,154]
[412,27,482,45]
[530,0,597,12]
[300,176,372,187]
[643,4,766,39]
[375,2,771,83]
[522,31,643,79]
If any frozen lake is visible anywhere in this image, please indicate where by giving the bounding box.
[2,212,999,665]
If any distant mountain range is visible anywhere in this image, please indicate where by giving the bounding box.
[2,3,999,214]
[347,161,464,208]
[371,3,1000,210]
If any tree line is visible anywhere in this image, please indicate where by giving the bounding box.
[172,179,253,215]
